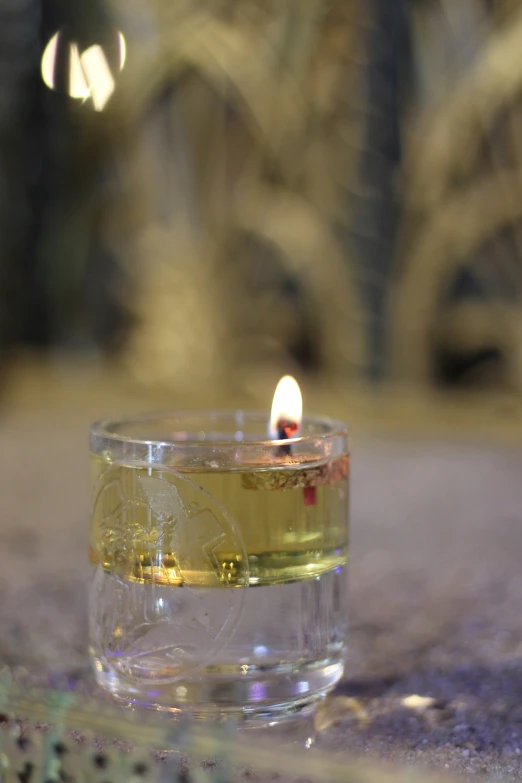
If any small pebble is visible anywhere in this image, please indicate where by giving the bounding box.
[402,695,437,712]
[314,696,369,732]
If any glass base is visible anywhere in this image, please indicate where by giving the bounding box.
[93,658,343,727]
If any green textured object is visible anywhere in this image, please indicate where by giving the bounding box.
[0,670,457,783]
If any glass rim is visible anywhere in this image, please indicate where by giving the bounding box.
[90,409,349,449]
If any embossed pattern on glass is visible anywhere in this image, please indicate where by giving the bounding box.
[89,412,349,723]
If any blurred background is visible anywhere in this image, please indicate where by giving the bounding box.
[2,0,522,437]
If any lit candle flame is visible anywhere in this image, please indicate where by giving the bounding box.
[270,375,302,440]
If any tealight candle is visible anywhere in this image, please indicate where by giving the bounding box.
[88,377,349,725]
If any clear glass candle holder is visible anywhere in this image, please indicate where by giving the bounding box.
[89,412,349,724]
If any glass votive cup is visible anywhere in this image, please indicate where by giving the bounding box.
[89,411,349,725]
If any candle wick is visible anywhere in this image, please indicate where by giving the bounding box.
[276,418,299,457]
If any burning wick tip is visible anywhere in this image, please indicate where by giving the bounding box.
[276,418,299,456]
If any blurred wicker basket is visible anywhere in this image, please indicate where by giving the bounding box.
[392,1,522,389]
[100,0,369,393]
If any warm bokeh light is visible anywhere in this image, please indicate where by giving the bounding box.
[40,29,126,111]
[69,44,90,101]
[118,32,126,70]
[40,31,60,91]
[270,375,302,439]
[80,45,115,111]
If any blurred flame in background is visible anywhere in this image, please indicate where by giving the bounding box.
[41,30,126,109]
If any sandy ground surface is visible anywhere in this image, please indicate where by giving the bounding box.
[2,362,522,781]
